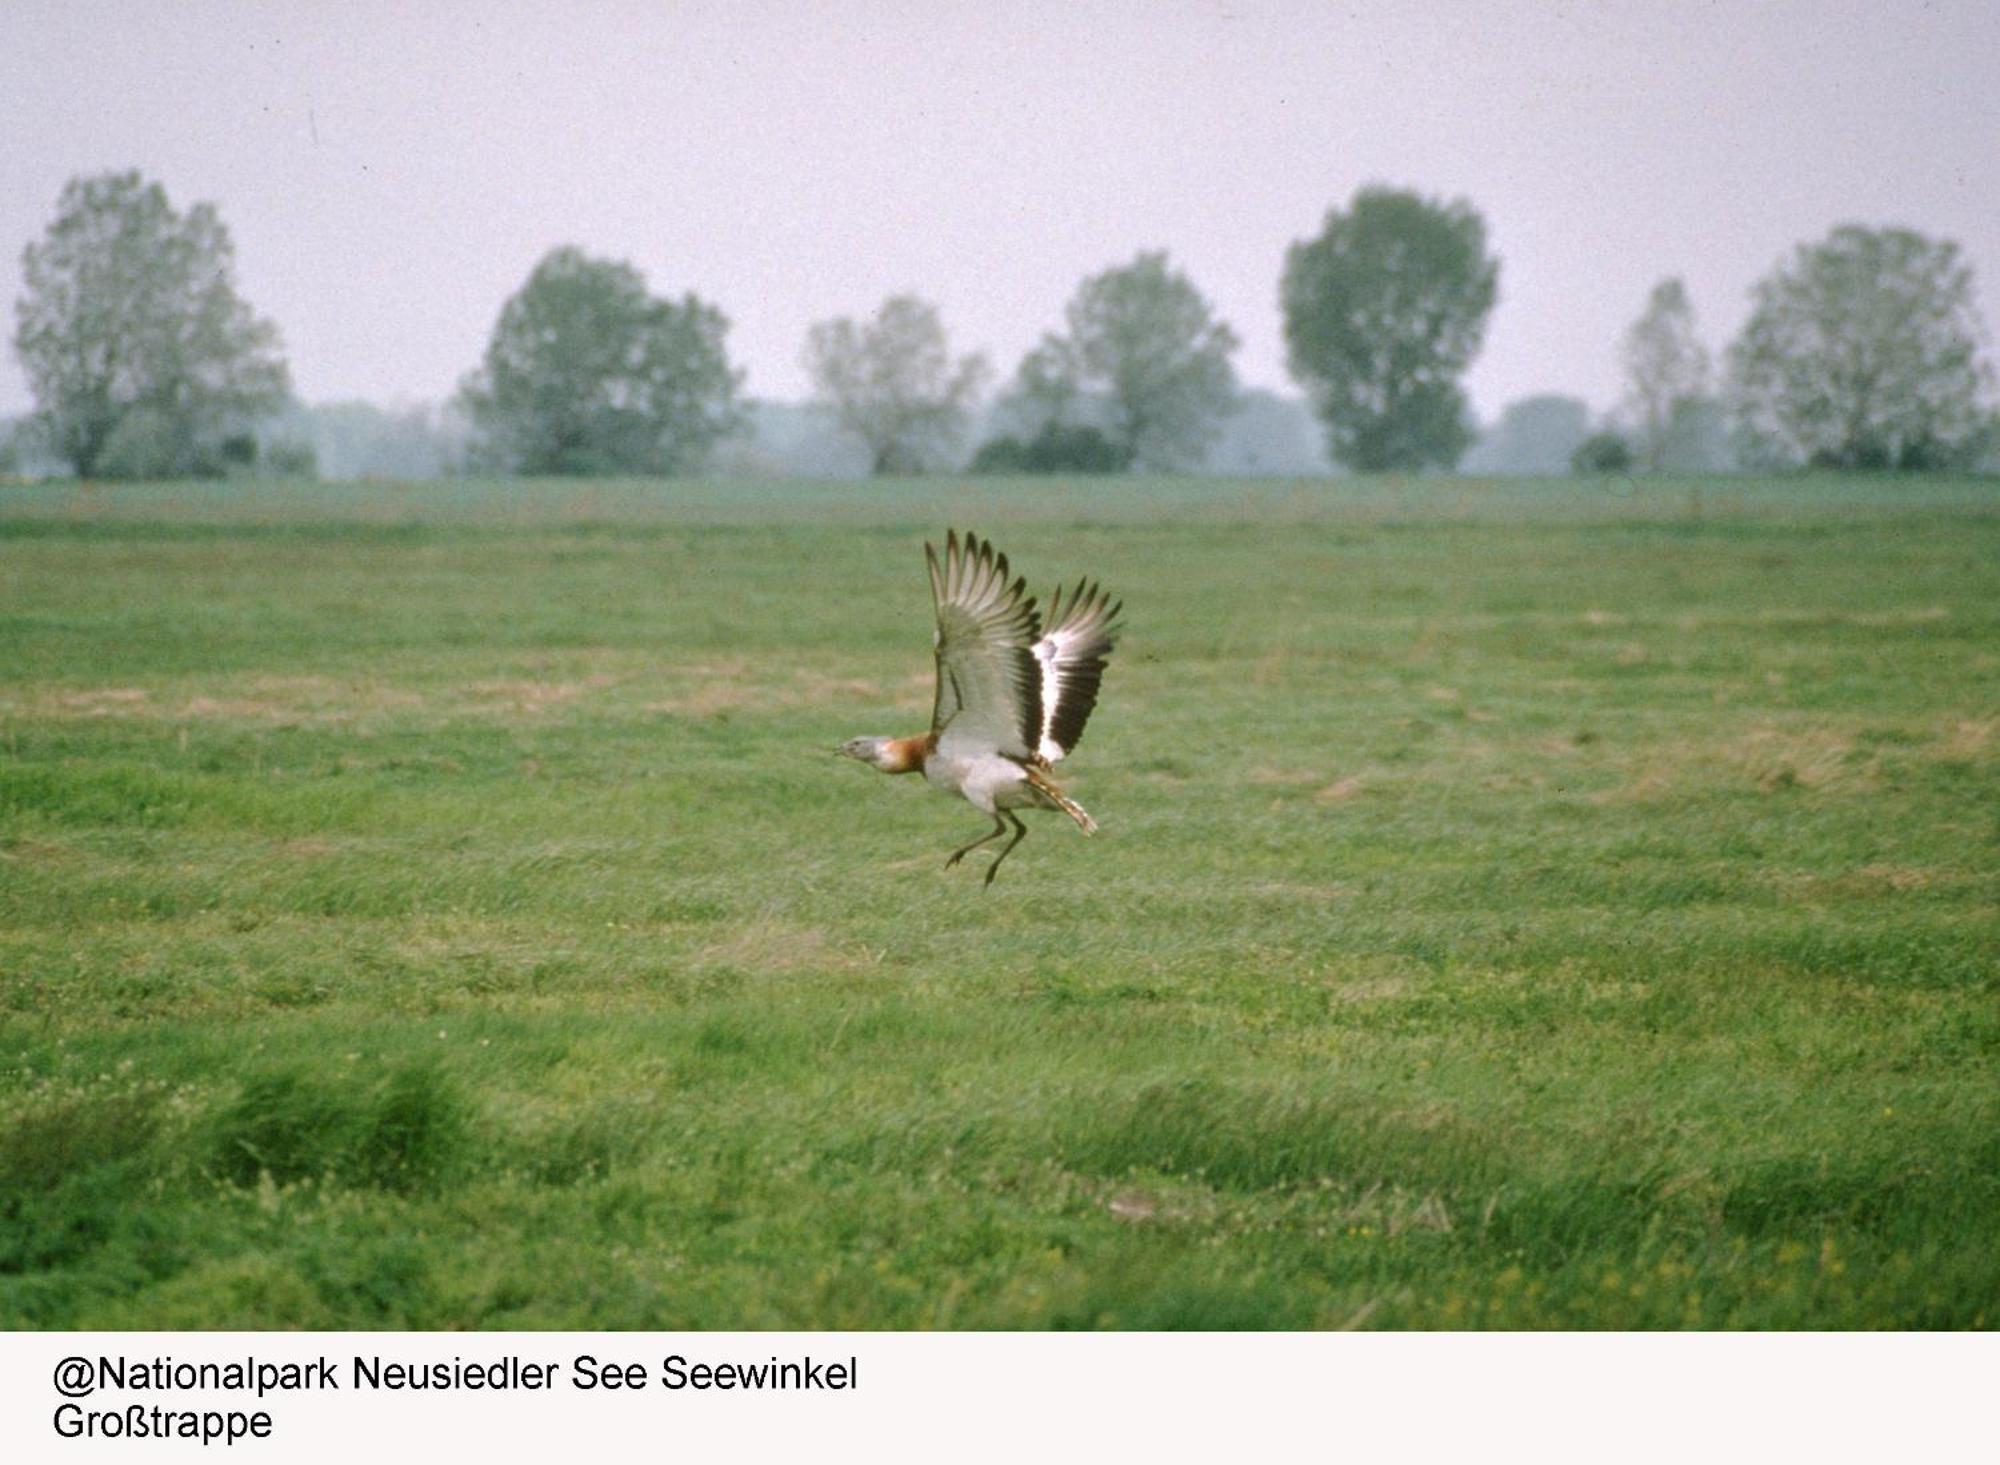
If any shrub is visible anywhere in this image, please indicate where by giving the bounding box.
[970,422,1130,474]
[1571,430,1634,474]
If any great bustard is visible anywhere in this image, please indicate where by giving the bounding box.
[838,530,1123,885]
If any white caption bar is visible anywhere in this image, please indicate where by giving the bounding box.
[2,1332,1991,1462]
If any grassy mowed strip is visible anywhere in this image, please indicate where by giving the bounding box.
[1,476,1995,1327]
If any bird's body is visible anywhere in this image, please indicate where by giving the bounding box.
[839,531,1121,884]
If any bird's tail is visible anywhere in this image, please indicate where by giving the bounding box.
[1025,765,1097,835]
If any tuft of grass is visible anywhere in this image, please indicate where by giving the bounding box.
[209,1063,470,1193]
[0,1085,179,1299]
[0,1086,162,1194]
[1065,1079,1398,1193]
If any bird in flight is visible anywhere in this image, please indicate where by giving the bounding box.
[839,530,1123,885]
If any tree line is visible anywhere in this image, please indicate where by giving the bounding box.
[7,169,1995,481]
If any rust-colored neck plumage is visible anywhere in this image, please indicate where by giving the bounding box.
[879,732,934,774]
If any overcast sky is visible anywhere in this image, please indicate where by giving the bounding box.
[2,1,1995,423]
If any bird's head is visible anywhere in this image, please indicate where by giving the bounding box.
[836,736,896,771]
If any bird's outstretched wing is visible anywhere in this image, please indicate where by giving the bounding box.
[1033,577,1121,763]
[927,530,1043,761]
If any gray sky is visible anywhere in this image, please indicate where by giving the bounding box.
[3,0,1995,423]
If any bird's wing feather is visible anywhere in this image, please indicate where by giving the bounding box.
[927,530,1044,761]
[1033,576,1121,763]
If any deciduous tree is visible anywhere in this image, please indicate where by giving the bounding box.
[13,171,289,478]
[1622,279,1710,472]
[803,296,988,475]
[1050,252,1239,470]
[459,247,742,476]
[998,335,1085,438]
[1727,226,1994,470]
[1282,186,1498,472]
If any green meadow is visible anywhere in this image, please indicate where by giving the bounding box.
[1,473,1995,1329]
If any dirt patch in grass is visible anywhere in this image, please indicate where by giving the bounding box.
[1591,720,1886,804]
[48,687,151,717]
[1315,775,1367,802]
[644,660,889,719]
[462,677,614,715]
[12,677,428,726]
[0,836,78,866]
[1936,717,1994,760]
[1761,864,1963,903]
[698,922,880,976]
[1738,725,1862,792]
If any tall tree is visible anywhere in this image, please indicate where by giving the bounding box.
[998,335,1086,438]
[1622,279,1710,472]
[1727,225,1994,470]
[13,171,289,478]
[459,247,742,476]
[1463,394,1592,476]
[1281,186,1499,472]
[803,295,988,475]
[1051,251,1239,470]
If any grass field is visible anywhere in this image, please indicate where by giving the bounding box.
[2,473,1996,1329]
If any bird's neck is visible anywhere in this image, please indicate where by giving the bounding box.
[878,733,933,774]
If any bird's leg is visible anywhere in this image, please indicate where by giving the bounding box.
[983,811,1029,887]
[945,813,1008,869]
